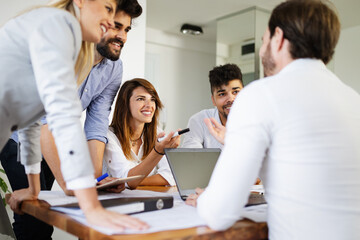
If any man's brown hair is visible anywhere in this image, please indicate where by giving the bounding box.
[269,0,340,64]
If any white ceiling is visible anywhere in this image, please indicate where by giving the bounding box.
[147,0,360,42]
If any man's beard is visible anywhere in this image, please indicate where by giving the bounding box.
[96,38,123,61]
[262,43,276,77]
[220,103,232,120]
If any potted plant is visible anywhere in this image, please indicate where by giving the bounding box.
[0,169,10,206]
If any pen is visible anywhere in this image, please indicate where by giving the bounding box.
[95,173,108,183]
[157,128,190,142]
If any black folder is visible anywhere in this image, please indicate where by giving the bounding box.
[56,197,174,215]
[245,192,266,207]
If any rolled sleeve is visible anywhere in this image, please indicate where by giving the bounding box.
[29,12,94,184]
[83,61,122,143]
[66,174,95,190]
[18,121,42,167]
[40,115,47,125]
[24,162,41,174]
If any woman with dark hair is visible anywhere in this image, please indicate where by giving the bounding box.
[103,78,179,188]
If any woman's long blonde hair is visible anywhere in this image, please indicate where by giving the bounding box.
[49,0,94,86]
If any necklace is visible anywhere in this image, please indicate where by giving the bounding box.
[130,135,142,147]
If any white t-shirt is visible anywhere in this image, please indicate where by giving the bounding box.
[182,108,223,149]
[103,128,175,186]
[197,59,360,239]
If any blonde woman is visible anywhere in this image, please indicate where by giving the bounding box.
[1,0,147,231]
[104,78,180,189]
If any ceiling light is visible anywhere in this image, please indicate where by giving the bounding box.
[180,24,203,35]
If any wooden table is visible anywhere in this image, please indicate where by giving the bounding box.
[21,186,268,240]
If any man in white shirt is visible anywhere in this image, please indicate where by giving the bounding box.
[186,1,360,239]
[181,64,243,149]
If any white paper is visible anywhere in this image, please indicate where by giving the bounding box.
[66,202,207,235]
[243,204,268,222]
[40,189,206,235]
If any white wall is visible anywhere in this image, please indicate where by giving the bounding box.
[0,0,49,25]
[145,28,216,132]
[334,25,360,94]
[120,0,146,81]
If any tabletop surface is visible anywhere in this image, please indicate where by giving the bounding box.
[21,186,268,240]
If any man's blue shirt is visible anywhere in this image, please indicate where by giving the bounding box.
[77,58,122,143]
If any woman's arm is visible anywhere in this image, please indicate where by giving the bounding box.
[139,174,168,186]
[127,132,180,189]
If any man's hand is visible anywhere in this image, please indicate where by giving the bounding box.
[185,188,204,207]
[97,177,126,193]
[204,118,226,145]
[6,188,38,214]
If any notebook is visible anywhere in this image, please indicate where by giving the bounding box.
[164,148,221,200]
[96,175,144,191]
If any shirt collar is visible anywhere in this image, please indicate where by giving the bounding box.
[278,58,326,76]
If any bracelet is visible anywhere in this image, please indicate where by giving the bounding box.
[153,146,165,155]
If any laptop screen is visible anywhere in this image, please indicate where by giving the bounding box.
[165,148,221,197]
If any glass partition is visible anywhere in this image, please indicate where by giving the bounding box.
[216,7,270,85]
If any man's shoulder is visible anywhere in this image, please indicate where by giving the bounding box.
[105,58,123,67]
[191,108,218,119]
[187,108,218,129]
[88,59,123,85]
[100,58,123,73]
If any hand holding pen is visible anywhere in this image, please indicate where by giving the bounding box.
[157,128,190,142]
[154,128,189,155]
[95,173,125,193]
[95,173,109,183]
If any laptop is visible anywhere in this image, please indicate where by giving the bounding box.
[164,148,221,200]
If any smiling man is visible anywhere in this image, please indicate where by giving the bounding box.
[182,64,243,149]
[0,1,143,239]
